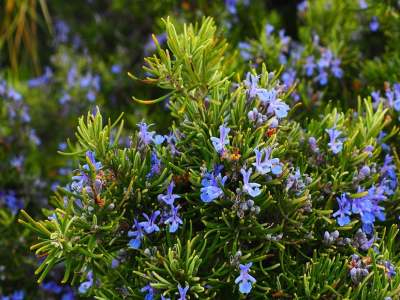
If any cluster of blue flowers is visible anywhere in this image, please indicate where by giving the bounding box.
[125,122,185,253]
[41,281,75,299]
[200,74,292,294]
[0,191,24,215]
[371,83,400,113]
[128,181,183,250]
[244,72,289,126]
[140,283,189,300]
[0,290,25,300]
[71,151,103,195]
[0,79,40,146]
[200,165,227,203]
[303,48,343,86]
[333,153,398,234]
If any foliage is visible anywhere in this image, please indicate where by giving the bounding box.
[20,17,400,299]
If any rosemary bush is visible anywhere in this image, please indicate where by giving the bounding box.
[20,17,400,299]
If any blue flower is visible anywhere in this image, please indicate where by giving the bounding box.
[1,290,25,300]
[351,186,386,234]
[140,211,160,234]
[1,191,24,215]
[83,151,102,171]
[359,0,368,9]
[244,72,259,99]
[370,16,379,32]
[331,58,343,79]
[318,50,333,69]
[128,218,145,249]
[308,137,320,153]
[235,263,256,294]
[297,0,308,12]
[71,172,89,192]
[332,193,352,226]
[147,152,162,178]
[158,181,180,206]
[326,127,344,154]
[164,205,183,233]
[200,169,228,203]
[353,229,375,251]
[256,88,278,105]
[111,258,120,269]
[252,147,283,175]
[357,165,371,180]
[286,168,310,195]
[144,32,167,54]
[10,155,24,169]
[281,68,296,88]
[61,290,75,300]
[304,56,315,76]
[165,132,181,156]
[153,134,165,145]
[28,66,53,88]
[42,281,63,294]
[371,91,381,107]
[238,42,252,61]
[316,67,328,85]
[59,93,71,105]
[268,96,290,119]
[257,87,290,119]
[265,23,274,37]
[54,20,70,43]
[177,284,189,300]
[383,260,396,279]
[211,124,230,154]
[279,29,290,49]
[78,271,93,294]
[380,155,397,195]
[7,88,22,102]
[111,64,122,74]
[385,88,395,107]
[241,168,261,197]
[363,145,374,157]
[86,90,96,102]
[137,122,155,146]
[29,129,41,145]
[141,284,155,300]
[80,73,92,88]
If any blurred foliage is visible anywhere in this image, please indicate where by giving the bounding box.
[0,0,51,73]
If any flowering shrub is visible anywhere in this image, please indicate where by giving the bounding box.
[0,2,191,297]
[20,17,400,299]
[235,0,400,117]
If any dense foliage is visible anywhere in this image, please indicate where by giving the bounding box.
[2,0,400,299]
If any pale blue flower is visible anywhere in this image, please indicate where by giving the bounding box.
[332,193,351,226]
[128,219,145,249]
[177,284,189,300]
[211,124,230,154]
[252,147,282,175]
[157,181,180,206]
[241,168,261,197]
[326,127,344,154]
[140,211,160,234]
[235,263,256,294]
[164,205,183,233]
[200,168,228,203]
